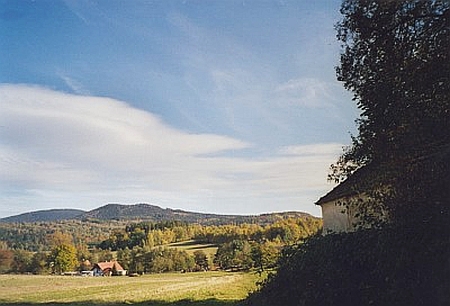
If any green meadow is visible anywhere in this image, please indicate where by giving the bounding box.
[165,240,218,259]
[0,272,258,306]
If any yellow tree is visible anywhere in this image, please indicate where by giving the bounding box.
[49,244,78,273]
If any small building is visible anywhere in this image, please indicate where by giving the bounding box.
[316,165,388,234]
[92,261,126,276]
[317,145,450,234]
[316,175,361,234]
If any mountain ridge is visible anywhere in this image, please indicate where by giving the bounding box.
[0,203,316,225]
[0,209,86,223]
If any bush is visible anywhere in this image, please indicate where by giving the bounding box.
[244,222,449,306]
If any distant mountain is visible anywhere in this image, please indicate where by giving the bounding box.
[0,209,85,223]
[0,203,316,225]
[81,203,239,224]
[80,203,314,225]
[82,203,178,221]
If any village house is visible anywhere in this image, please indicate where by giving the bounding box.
[316,144,450,234]
[316,175,361,234]
[92,261,127,276]
[316,165,389,234]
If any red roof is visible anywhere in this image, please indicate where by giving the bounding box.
[94,261,124,271]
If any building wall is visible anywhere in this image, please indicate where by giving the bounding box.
[321,200,354,233]
[321,194,388,234]
[116,270,127,276]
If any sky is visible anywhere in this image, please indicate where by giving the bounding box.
[0,0,359,218]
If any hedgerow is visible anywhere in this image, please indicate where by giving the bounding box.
[244,220,449,306]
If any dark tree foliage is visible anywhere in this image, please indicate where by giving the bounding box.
[244,2,449,305]
[29,252,50,274]
[334,0,449,171]
[244,226,450,306]
[125,221,188,235]
[10,250,33,273]
[330,0,450,225]
[193,250,209,271]
[214,240,253,271]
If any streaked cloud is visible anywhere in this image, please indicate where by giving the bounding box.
[0,84,340,216]
[279,143,344,156]
[56,71,90,95]
[274,78,336,108]
[0,1,356,217]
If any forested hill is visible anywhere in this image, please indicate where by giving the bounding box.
[0,203,314,225]
[0,203,321,252]
[0,209,86,223]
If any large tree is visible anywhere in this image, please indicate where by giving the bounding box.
[331,0,450,224]
[49,244,78,274]
[243,2,450,304]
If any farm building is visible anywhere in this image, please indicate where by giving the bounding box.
[316,165,389,234]
[316,144,450,234]
[92,261,126,276]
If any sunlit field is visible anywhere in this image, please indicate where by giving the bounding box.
[0,272,258,306]
[166,240,218,258]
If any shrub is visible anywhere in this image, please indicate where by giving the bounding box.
[244,221,449,306]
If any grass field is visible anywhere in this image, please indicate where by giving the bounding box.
[165,240,218,260]
[0,271,258,306]
[165,240,218,255]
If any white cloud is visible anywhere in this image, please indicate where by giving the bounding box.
[0,84,340,216]
[279,143,344,156]
[0,84,247,175]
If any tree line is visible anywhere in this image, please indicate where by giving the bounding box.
[98,218,321,251]
[0,216,322,275]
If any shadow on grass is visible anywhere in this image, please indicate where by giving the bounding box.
[0,299,240,306]
[168,240,218,251]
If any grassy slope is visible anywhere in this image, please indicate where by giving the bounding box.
[164,240,218,269]
[165,240,218,257]
[0,272,258,305]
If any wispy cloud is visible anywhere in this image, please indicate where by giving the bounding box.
[0,84,340,216]
[57,71,90,95]
[163,12,353,142]
[63,0,99,25]
[278,143,344,156]
[274,78,336,108]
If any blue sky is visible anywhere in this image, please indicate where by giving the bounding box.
[0,0,358,218]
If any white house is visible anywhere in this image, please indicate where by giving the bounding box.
[317,145,450,234]
[316,165,388,234]
[316,177,361,233]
